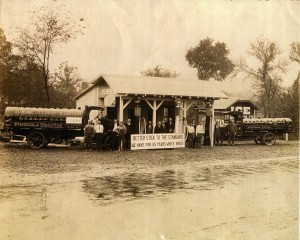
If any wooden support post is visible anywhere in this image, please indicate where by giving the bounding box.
[210,100,215,147]
[119,96,123,122]
[153,100,157,131]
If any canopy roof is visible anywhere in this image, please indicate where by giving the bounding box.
[75,74,227,100]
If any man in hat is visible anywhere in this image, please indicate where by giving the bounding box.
[84,120,95,151]
[227,119,237,146]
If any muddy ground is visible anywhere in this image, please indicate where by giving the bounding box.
[0,140,299,239]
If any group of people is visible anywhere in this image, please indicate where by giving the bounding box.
[84,116,238,151]
[185,118,238,147]
[83,119,105,151]
[186,119,205,148]
[84,118,135,151]
[153,118,175,134]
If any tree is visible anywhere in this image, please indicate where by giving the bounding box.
[0,28,12,111]
[290,42,300,64]
[239,37,287,117]
[290,42,300,81]
[14,5,85,106]
[185,38,234,81]
[141,65,179,78]
[2,54,47,107]
[50,61,83,108]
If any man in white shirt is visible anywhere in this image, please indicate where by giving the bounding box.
[186,122,195,148]
[111,119,119,151]
[196,121,205,147]
[94,119,104,151]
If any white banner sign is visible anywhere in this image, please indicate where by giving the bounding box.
[131,133,185,150]
[66,117,82,124]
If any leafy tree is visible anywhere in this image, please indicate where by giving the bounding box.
[2,54,47,107]
[1,29,46,111]
[239,37,287,117]
[290,42,300,81]
[14,5,85,106]
[185,38,234,81]
[286,42,300,138]
[290,42,300,64]
[141,65,179,78]
[50,62,83,108]
[0,28,12,111]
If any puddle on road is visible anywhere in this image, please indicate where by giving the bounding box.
[81,158,299,204]
[0,157,297,208]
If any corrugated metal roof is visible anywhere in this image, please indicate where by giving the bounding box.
[75,74,228,100]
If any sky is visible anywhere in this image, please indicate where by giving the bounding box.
[0,0,299,95]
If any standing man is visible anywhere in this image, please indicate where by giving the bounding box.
[214,120,221,146]
[196,121,205,147]
[111,119,119,151]
[227,120,237,146]
[125,118,134,150]
[84,120,95,151]
[186,122,196,148]
[94,119,104,151]
[117,121,127,151]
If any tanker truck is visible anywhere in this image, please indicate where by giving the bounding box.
[1,106,114,149]
[218,111,293,146]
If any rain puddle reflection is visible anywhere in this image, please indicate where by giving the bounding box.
[82,170,188,203]
[82,158,298,205]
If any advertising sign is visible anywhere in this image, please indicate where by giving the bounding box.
[66,117,82,124]
[131,133,185,150]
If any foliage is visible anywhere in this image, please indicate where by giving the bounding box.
[290,42,300,64]
[238,37,287,117]
[2,55,47,107]
[0,29,11,111]
[1,28,48,111]
[141,65,179,78]
[50,62,83,108]
[290,42,300,82]
[14,5,85,106]
[185,38,234,81]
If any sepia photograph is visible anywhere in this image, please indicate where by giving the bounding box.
[0,0,299,239]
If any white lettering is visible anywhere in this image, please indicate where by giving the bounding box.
[131,133,185,150]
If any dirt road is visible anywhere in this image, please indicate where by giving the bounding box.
[0,141,298,239]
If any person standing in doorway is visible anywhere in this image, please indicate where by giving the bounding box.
[94,119,104,151]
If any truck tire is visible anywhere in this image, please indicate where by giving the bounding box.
[262,132,276,146]
[27,132,46,149]
[104,135,113,150]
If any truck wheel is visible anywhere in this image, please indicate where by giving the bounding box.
[27,132,46,149]
[104,135,112,150]
[262,132,276,146]
[254,137,262,144]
